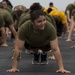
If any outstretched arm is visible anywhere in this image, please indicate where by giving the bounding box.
[6,38,25,72]
[67,10,71,22]
[0,27,8,46]
[50,38,71,73]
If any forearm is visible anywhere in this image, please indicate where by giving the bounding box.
[12,48,22,68]
[67,11,71,21]
[1,28,7,44]
[9,24,17,39]
[52,48,64,69]
[63,23,68,34]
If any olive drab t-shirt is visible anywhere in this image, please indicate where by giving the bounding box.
[71,9,75,20]
[0,14,4,28]
[18,13,56,28]
[0,9,14,28]
[4,5,13,15]
[65,4,75,18]
[18,20,57,47]
[18,14,30,28]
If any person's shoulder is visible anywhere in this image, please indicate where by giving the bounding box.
[21,20,31,27]
[7,5,12,9]
[45,21,55,32]
[67,3,72,6]
[46,21,54,27]
[19,20,31,30]
[72,8,75,11]
[1,9,10,14]
[66,3,72,9]
[71,9,75,14]
[67,3,73,8]
[22,13,30,19]
[57,10,64,13]
[25,13,30,17]
[4,6,12,13]
[52,7,57,10]
[19,20,30,27]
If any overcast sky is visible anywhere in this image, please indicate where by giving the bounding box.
[0,0,75,11]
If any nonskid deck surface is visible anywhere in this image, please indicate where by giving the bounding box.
[0,32,75,75]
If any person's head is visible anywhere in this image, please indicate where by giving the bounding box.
[14,10,23,17]
[47,8,52,14]
[30,2,42,13]
[53,16,60,25]
[1,0,8,7]
[30,10,46,31]
[49,2,54,7]
[2,0,13,8]
[14,5,26,17]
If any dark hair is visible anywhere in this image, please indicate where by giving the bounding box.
[2,0,13,8]
[47,8,52,13]
[30,2,42,13]
[53,16,60,24]
[49,2,53,6]
[30,10,46,21]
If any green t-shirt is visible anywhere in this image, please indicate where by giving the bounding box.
[18,13,56,28]
[65,4,75,18]
[18,20,57,47]
[0,9,14,28]
[18,13,30,28]
[19,12,29,20]
[4,5,13,15]
[71,9,75,16]
[71,9,75,20]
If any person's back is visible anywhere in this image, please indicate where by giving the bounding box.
[18,13,30,28]
[4,5,13,16]
[0,8,17,47]
[50,10,67,36]
[0,2,13,16]
[65,4,73,13]
[50,10,67,24]
[44,7,57,14]
[0,9,13,27]
[19,10,29,20]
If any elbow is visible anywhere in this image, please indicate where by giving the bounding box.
[51,47,59,52]
[51,48,57,52]
[15,46,23,51]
